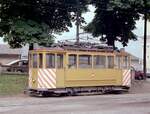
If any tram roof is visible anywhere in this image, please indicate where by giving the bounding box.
[31,46,114,53]
[30,42,130,55]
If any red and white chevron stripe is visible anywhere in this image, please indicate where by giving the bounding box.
[38,69,56,89]
[28,69,32,88]
[122,70,131,86]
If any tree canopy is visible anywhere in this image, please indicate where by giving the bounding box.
[0,0,150,48]
[85,0,150,47]
[0,0,88,48]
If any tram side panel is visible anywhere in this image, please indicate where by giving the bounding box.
[28,68,131,91]
[55,69,65,88]
[64,69,123,87]
[28,50,131,92]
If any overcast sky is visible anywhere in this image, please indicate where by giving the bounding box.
[0,5,150,58]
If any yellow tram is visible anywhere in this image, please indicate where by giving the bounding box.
[28,43,131,96]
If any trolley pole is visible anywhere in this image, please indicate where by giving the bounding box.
[143,0,147,79]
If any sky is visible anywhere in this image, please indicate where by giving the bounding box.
[0,5,150,58]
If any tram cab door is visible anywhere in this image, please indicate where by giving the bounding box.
[40,53,65,89]
[55,53,65,87]
[29,53,38,89]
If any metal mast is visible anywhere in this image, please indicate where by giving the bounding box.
[76,0,80,44]
[143,0,147,79]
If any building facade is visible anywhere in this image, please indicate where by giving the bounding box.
[0,44,28,65]
[146,36,150,73]
[130,54,142,71]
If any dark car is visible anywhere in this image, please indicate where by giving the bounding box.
[5,59,28,73]
[134,70,145,80]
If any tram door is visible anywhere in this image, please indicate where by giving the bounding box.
[55,53,65,88]
[37,53,57,89]
[29,53,38,89]
[38,52,64,89]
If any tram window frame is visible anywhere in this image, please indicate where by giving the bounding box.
[79,55,92,68]
[94,55,106,68]
[57,54,63,69]
[33,54,38,68]
[68,54,77,69]
[29,54,32,68]
[39,53,43,68]
[107,56,114,69]
[122,56,129,69]
[46,53,55,68]
[115,56,121,69]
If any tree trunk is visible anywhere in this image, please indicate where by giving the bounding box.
[29,43,34,50]
[107,35,115,49]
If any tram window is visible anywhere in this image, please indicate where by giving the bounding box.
[46,54,55,68]
[33,54,38,68]
[115,56,121,69]
[79,55,92,68]
[94,55,106,68]
[68,54,77,69]
[57,54,63,68]
[107,56,114,68]
[39,54,43,68]
[123,56,128,69]
[128,56,130,68]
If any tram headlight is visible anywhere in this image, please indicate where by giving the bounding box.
[32,79,36,83]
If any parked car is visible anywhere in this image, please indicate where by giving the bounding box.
[5,59,28,73]
[134,70,145,80]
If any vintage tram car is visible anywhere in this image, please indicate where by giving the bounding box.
[28,43,131,96]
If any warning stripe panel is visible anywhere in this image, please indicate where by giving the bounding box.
[123,70,130,82]
[44,69,56,83]
[38,71,53,88]
[47,69,56,79]
[123,70,131,86]
[28,69,32,88]
[37,69,56,89]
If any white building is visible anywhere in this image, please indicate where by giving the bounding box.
[145,22,150,73]
[130,54,142,71]
[145,36,150,73]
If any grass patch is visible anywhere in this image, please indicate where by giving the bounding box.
[0,74,28,96]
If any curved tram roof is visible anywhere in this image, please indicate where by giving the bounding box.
[30,42,130,55]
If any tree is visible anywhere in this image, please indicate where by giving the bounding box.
[85,0,150,77]
[0,0,88,48]
[84,0,145,47]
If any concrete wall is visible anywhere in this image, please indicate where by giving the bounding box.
[131,59,142,71]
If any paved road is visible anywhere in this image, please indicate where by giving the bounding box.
[0,93,150,114]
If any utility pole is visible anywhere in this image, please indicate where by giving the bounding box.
[143,0,147,79]
[76,0,80,44]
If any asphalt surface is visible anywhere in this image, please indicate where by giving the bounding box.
[0,93,150,114]
[1,79,150,114]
